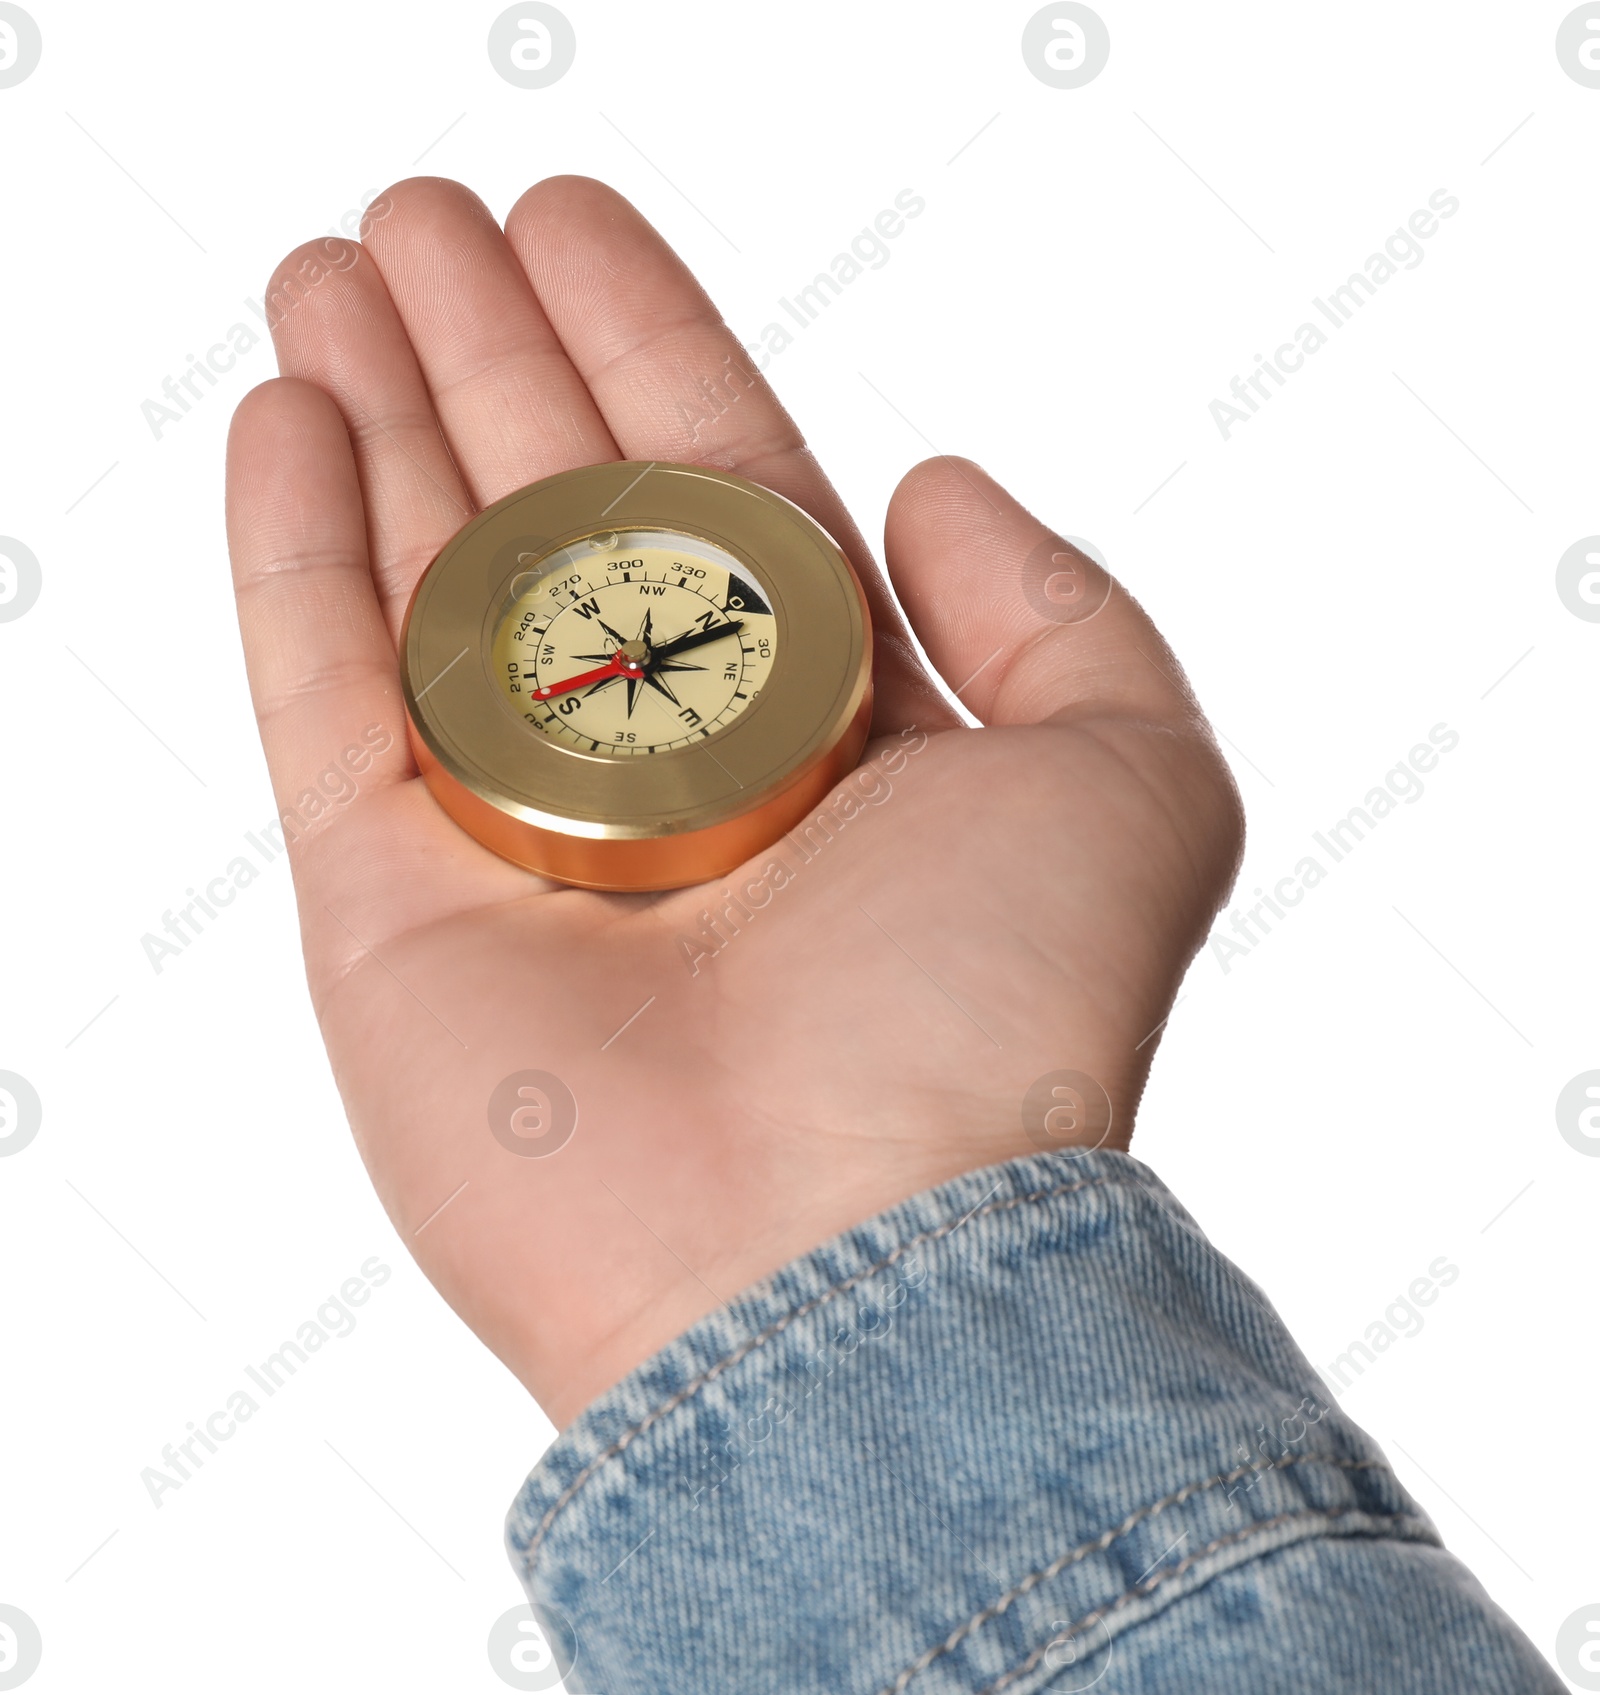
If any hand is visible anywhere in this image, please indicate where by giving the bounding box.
[224,176,1242,1427]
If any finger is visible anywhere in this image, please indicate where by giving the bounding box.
[884,457,1201,731]
[224,379,413,826]
[263,229,474,636]
[505,175,957,734]
[358,177,619,508]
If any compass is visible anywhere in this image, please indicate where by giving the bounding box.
[401,461,873,890]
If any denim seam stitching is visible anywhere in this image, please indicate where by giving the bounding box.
[974,1503,1431,1695]
[520,1169,1122,1565]
[874,1453,1397,1695]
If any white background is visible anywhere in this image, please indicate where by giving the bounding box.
[1,2,1596,1689]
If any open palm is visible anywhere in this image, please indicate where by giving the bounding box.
[225,177,1241,1426]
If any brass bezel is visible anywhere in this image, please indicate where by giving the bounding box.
[400,461,872,890]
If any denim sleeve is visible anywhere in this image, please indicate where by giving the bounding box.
[504,1150,1561,1694]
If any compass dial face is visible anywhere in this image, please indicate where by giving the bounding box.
[491,529,778,758]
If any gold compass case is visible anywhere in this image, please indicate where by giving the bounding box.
[400,462,873,891]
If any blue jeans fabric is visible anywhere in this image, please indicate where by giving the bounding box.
[505,1151,1560,1693]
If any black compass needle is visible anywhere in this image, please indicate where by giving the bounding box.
[647,618,745,664]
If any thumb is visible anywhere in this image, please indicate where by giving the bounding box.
[884,456,1202,734]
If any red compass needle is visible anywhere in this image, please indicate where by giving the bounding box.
[531,649,641,701]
